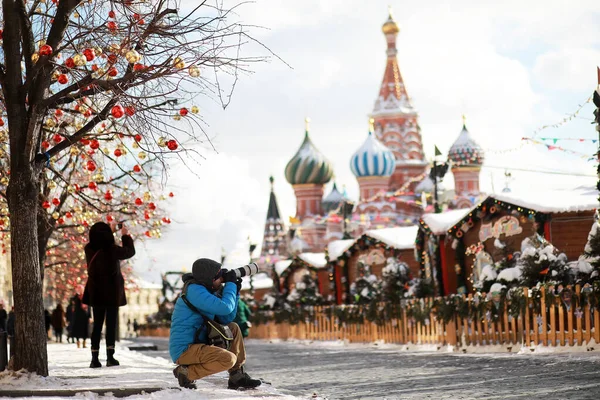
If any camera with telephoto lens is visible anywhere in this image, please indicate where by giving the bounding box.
[224,263,260,282]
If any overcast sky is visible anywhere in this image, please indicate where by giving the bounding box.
[133,0,600,283]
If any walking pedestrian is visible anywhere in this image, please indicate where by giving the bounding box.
[0,301,7,332]
[51,304,66,343]
[133,319,139,337]
[70,294,90,348]
[83,221,135,368]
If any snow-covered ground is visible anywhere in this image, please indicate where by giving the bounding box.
[0,341,299,400]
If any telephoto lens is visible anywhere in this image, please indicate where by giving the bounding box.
[231,262,260,279]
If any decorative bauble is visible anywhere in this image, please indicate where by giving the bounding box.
[58,217,64,225]
[73,53,86,66]
[52,212,60,220]
[138,151,147,159]
[31,53,39,63]
[48,181,57,189]
[114,148,122,157]
[88,182,97,190]
[53,134,63,143]
[188,65,200,77]
[108,67,118,77]
[108,10,116,18]
[133,165,141,173]
[191,106,199,114]
[42,201,51,209]
[86,160,96,172]
[125,106,135,117]
[148,202,156,211]
[169,192,174,198]
[76,226,85,234]
[133,63,145,72]
[83,48,95,62]
[41,141,50,150]
[69,146,79,155]
[166,140,178,151]
[39,44,53,56]
[173,57,185,69]
[134,134,142,142]
[52,198,60,206]
[135,198,143,206]
[179,108,188,116]
[45,118,57,127]
[57,74,68,84]
[111,105,124,118]
[104,191,113,201]
[125,49,140,63]
[65,212,73,219]
[65,58,75,68]
[157,137,166,147]
[90,139,100,149]
[143,192,151,201]
[107,21,117,32]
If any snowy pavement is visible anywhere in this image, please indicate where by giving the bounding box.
[0,341,299,399]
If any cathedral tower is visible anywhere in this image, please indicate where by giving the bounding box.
[260,176,288,260]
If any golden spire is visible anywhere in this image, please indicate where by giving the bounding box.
[382,6,400,34]
[369,118,375,134]
[462,114,467,129]
[305,117,311,133]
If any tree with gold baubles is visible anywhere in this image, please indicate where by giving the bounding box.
[0,0,268,375]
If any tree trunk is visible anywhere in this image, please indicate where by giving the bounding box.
[7,167,48,376]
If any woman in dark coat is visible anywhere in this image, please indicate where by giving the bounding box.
[83,222,135,368]
[70,294,90,347]
[51,304,65,343]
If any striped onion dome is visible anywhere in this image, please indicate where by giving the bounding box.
[285,125,333,185]
[350,128,396,177]
[447,122,484,167]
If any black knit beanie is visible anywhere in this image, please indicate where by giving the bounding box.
[191,258,222,286]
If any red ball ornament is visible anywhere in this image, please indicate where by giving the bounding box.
[135,198,143,206]
[162,217,171,224]
[55,109,64,117]
[65,58,75,68]
[90,139,100,149]
[179,108,188,117]
[134,134,142,142]
[114,148,122,157]
[104,191,113,201]
[83,48,95,62]
[148,202,156,211]
[133,165,141,173]
[57,74,68,84]
[42,201,51,209]
[166,140,178,151]
[133,63,145,72]
[144,212,150,220]
[145,231,151,237]
[66,212,73,219]
[106,215,114,222]
[53,134,63,143]
[107,54,118,64]
[169,192,174,197]
[39,44,53,56]
[58,218,64,225]
[125,106,135,117]
[52,198,60,206]
[107,21,117,32]
[41,141,50,150]
[108,67,118,77]
[86,160,96,172]
[111,105,124,118]
[88,182,98,190]
[108,10,116,19]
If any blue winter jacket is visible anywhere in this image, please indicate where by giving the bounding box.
[169,282,238,362]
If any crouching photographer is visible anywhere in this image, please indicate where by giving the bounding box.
[169,258,262,390]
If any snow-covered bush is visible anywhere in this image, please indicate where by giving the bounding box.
[381,257,411,303]
[286,274,324,306]
[519,244,568,288]
[350,262,381,304]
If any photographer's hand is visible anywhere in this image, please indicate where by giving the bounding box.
[223,270,237,283]
[235,278,242,294]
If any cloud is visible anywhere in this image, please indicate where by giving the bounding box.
[533,48,600,91]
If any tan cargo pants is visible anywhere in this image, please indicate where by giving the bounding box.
[175,322,246,381]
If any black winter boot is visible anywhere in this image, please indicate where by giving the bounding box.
[90,350,102,368]
[106,347,120,367]
[173,366,197,389]
[228,366,262,390]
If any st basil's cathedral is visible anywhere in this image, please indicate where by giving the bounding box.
[260,10,486,259]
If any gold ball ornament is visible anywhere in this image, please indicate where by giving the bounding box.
[102,147,110,155]
[67,185,76,194]
[48,181,57,189]
[138,151,147,159]
[125,49,141,64]
[191,106,199,114]
[70,147,80,155]
[45,118,57,127]
[132,142,139,149]
[76,226,85,234]
[173,57,185,69]
[157,137,166,147]
[93,173,104,182]
[188,65,200,77]
[0,177,9,185]
[73,53,86,66]
[74,205,83,213]
[143,192,152,201]
[52,212,60,220]
[173,115,181,121]
[31,53,40,64]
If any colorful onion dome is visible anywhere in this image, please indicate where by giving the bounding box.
[350,120,396,177]
[322,182,347,213]
[448,118,484,167]
[285,119,333,185]
[382,7,400,35]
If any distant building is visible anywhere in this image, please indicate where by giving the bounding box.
[120,278,162,338]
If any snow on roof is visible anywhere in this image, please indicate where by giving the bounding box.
[421,208,472,235]
[127,277,163,290]
[298,252,327,268]
[241,273,273,290]
[491,186,598,213]
[364,225,419,249]
[327,239,355,260]
[275,259,292,276]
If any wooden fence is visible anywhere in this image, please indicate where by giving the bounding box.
[249,287,600,349]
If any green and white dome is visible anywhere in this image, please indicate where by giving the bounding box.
[285,121,333,185]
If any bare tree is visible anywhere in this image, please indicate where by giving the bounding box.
[0,0,269,375]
